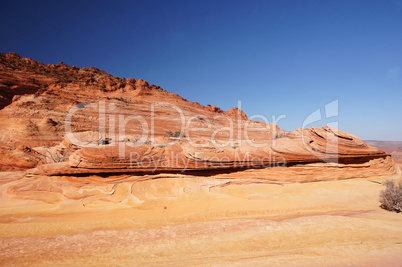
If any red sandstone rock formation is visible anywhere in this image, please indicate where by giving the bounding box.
[0,52,387,174]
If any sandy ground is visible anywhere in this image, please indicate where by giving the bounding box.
[0,169,401,266]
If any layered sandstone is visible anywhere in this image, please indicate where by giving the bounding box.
[0,53,388,174]
[1,53,401,266]
[0,162,401,266]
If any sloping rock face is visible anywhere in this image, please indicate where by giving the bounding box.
[28,125,387,176]
[0,52,388,174]
[1,53,401,267]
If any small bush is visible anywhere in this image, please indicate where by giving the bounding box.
[42,146,71,164]
[166,130,184,138]
[173,131,183,137]
[379,179,402,213]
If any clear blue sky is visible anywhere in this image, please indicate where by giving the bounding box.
[1,0,401,140]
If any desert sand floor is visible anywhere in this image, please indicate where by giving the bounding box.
[0,170,401,266]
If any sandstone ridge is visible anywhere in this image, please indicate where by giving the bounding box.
[0,52,388,175]
[1,53,401,266]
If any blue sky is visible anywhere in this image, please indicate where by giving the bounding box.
[1,0,401,140]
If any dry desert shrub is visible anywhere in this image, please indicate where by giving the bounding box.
[41,146,72,164]
[379,179,402,213]
[166,130,184,138]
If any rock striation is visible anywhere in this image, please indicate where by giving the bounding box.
[0,52,389,175]
[1,52,401,266]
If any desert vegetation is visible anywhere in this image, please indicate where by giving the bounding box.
[42,146,71,164]
[380,178,402,213]
[165,130,184,138]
